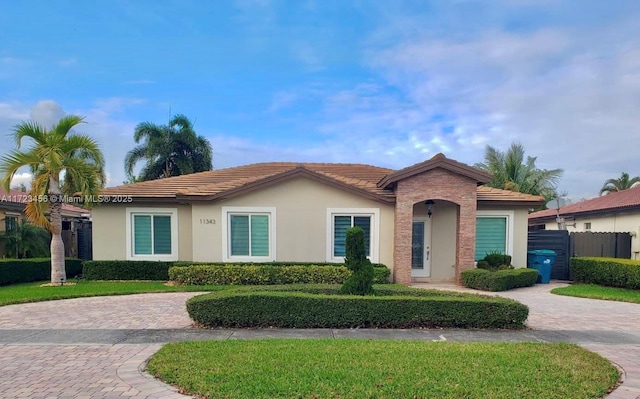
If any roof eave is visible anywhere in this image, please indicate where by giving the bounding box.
[529,205,640,223]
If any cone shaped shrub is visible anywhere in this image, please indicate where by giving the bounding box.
[340,226,374,295]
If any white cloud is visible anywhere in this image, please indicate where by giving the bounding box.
[30,100,65,128]
[10,172,32,189]
[333,21,640,200]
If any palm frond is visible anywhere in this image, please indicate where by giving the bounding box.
[51,115,85,139]
[12,121,48,148]
[0,150,41,191]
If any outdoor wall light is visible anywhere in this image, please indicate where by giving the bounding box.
[425,200,435,218]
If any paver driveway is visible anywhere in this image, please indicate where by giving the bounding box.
[0,283,639,398]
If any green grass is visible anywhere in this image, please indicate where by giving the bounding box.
[552,284,640,304]
[0,280,229,307]
[147,339,618,399]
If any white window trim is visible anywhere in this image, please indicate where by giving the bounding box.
[125,208,179,261]
[222,207,276,262]
[476,210,514,257]
[326,208,380,263]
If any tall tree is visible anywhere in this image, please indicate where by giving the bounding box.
[0,115,105,284]
[599,172,640,195]
[124,114,213,181]
[474,142,563,200]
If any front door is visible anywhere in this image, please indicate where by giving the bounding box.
[411,218,432,277]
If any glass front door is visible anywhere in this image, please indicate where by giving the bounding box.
[411,218,431,277]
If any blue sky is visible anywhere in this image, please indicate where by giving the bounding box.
[1,0,640,200]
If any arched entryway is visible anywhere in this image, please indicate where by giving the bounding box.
[410,200,460,282]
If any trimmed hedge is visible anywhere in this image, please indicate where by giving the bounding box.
[0,258,83,286]
[461,268,539,292]
[571,257,640,289]
[186,285,528,329]
[173,261,389,268]
[169,265,390,285]
[82,260,175,280]
[83,260,391,283]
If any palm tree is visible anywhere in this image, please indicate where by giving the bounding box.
[0,219,51,258]
[124,114,213,181]
[0,115,104,284]
[474,142,563,200]
[599,172,640,195]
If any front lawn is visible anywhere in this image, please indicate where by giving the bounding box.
[147,339,618,399]
[552,284,640,304]
[0,281,228,306]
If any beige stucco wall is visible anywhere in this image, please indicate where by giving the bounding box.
[92,203,193,261]
[192,177,395,270]
[543,212,640,259]
[478,204,530,269]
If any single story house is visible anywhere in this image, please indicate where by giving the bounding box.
[0,188,90,258]
[529,186,640,260]
[95,154,543,284]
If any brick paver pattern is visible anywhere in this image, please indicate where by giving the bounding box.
[1,284,639,398]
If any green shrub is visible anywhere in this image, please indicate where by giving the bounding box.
[341,227,374,295]
[173,261,389,268]
[480,251,513,270]
[0,258,83,286]
[186,285,528,329]
[571,257,640,289]
[83,260,174,280]
[476,260,491,269]
[83,260,390,283]
[461,268,539,291]
[169,265,350,285]
[170,265,390,285]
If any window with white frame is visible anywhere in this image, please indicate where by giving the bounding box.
[222,207,276,261]
[475,210,514,261]
[126,208,178,261]
[327,208,379,263]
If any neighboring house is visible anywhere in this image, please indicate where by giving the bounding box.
[0,188,90,258]
[95,153,543,284]
[529,186,640,260]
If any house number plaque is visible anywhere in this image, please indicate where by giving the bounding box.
[199,218,216,225]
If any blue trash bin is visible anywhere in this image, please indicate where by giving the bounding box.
[527,250,557,284]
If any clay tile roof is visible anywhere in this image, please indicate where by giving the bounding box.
[102,162,395,203]
[477,186,544,204]
[101,160,543,205]
[529,186,640,221]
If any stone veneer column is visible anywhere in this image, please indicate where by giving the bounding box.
[393,169,478,285]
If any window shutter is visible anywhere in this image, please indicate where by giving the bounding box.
[153,215,172,254]
[475,217,507,260]
[333,216,351,257]
[133,215,152,255]
[230,215,250,256]
[353,216,371,256]
[250,215,269,256]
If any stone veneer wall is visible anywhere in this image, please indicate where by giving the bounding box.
[393,168,478,285]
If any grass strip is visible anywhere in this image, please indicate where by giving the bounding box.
[147,339,618,399]
[552,283,640,304]
[0,280,228,306]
